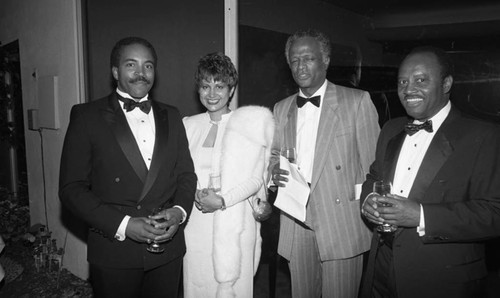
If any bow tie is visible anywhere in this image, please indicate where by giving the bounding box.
[405,120,433,136]
[118,96,151,114]
[297,95,320,108]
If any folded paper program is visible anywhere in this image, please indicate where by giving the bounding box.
[273,155,310,222]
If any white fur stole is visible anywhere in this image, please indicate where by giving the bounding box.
[212,106,274,297]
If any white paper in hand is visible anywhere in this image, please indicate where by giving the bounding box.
[274,156,310,222]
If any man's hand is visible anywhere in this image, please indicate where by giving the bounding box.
[271,164,289,188]
[125,217,165,243]
[194,189,205,210]
[149,207,183,243]
[375,194,421,227]
[361,192,385,225]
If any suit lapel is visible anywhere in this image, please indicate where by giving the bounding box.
[385,130,406,183]
[101,94,148,183]
[311,82,339,190]
[407,113,456,202]
[284,98,298,150]
[138,101,169,202]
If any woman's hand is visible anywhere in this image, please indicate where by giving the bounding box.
[196,188,225,213]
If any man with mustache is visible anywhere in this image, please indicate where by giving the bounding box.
[269,29,380,298]
[360,46,500,298]
[59,37,196,297]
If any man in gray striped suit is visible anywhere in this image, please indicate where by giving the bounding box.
[269,29,380,298]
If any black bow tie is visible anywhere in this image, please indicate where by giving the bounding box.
[118,96,151,114]
[405,120,433,136]
[297,95,320,108]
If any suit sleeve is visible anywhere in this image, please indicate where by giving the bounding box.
[355,91,380,175]
[360,137,385,207]
[357,92,381,206]
[422,127,500,242]
[171,109,197,218]
[59,105,125,237]
[267,103,283,183]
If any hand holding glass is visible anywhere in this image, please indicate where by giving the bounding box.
[373,181,397,233]
[146,207,166,253]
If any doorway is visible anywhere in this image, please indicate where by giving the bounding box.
[0,40,27,203]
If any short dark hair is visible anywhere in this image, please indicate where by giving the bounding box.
[285,29,331,66]
[406,46,453,79]
[110,37,157,68]
[195,52,238,89]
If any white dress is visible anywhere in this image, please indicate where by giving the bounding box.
[183,109,273,298]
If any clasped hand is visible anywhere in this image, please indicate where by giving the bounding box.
[195,189,224,213]
[362,193,421,227]
[125,208,183,244]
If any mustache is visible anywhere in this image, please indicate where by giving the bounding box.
[129,76,151,84]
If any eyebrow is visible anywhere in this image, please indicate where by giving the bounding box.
[122,58,155,65]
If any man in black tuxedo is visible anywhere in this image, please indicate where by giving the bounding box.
[59,37,196,297]
[360,46,500,298]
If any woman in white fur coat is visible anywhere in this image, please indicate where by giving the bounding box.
[182,52,274,298]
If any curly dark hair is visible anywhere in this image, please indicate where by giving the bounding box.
[110,37,157,68]
[195,52,238,89]
[284,29,331,66]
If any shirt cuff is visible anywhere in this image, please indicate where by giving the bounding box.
[115,215,131,241]
[417,204,425,236]
[173,205,187,224]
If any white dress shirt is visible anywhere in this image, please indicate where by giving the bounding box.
[392,101,451,235]
[296,80,327,183]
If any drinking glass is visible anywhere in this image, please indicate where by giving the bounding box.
[146,207,166,253]
[373,181,397,233]
[208,173,221,195]
[280,147,296,164]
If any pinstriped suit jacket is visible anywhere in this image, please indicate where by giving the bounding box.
[270,81,380,261]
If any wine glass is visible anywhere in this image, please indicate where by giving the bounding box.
[280,147,296,164]
[146,207,166,253]
[208,173,221,195]
[373,181,397,233]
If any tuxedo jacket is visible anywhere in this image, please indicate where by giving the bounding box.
[270,81,380,261]
[59,93,196,270]
[360,106,500,298]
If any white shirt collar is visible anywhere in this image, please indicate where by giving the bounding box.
[298,79,327,101]
[414,100,451,132]
[116,88,149,102]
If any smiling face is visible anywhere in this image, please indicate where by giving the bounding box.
[198,77,234,120]
[397,52,452,121]
[112,43,155,99]
[288,37,329,97]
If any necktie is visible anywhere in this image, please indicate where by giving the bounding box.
[118,96,151,114]
[405,120,433,136]
[296,95,320,108]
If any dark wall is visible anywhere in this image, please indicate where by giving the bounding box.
[238,25,372,109]
[85,0,224,117]
[238,25,296,109]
